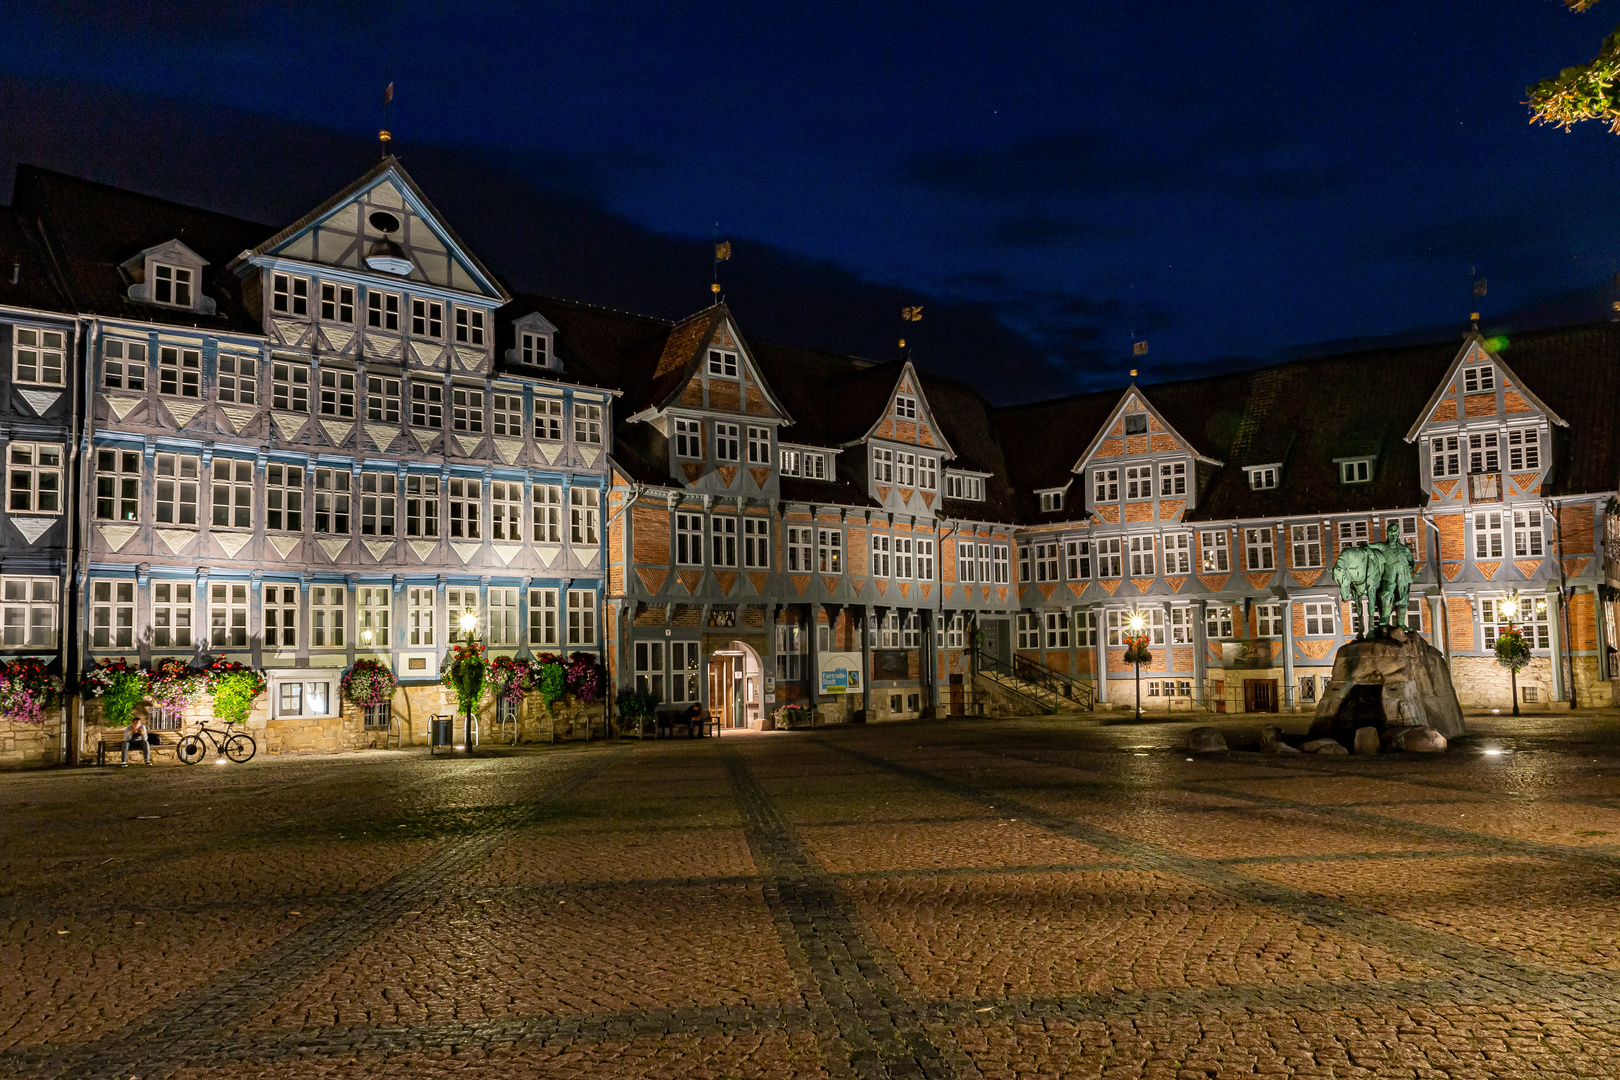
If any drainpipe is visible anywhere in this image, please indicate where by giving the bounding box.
[1547,497,1577,708]
[64,317,91,764]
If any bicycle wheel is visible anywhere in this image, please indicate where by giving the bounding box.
[176,735,206,765]
[224,733,256,763]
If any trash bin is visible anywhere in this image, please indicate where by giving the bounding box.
[430,715,453,755]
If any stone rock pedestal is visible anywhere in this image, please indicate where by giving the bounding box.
[1309,627,1465,747]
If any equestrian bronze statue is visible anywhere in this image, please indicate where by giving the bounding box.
[1331,522,1417,634]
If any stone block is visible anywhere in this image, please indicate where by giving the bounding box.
[1354,726,1380,755]
[1186,726,1227,753]
[1302,738,1346,754]
[1310,630,1465,746]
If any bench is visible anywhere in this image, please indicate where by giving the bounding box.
[95,732,175,766]
[653,710,716,738]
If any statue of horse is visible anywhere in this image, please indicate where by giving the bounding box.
[1331,544,1388,634]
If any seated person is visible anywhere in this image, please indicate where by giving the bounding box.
[683,702,703,737]
[122,716,151,766]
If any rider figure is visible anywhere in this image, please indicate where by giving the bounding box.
[1373,522,1417,628]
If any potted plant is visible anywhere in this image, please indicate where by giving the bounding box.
[1495,625,1532,716]
[440,640,487,720]
[532,652,567,714]
[204,656,266,725]
[146,658,204,717]
[342,657,399,710]
[776,702,809,729]
[81,658,147,726]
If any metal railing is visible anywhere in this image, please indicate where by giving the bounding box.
[973,649,1095,711]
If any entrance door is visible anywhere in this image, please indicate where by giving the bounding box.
[708,656,735,729]
[1245,679,1278,713]
[948,674,965,715]
[980,620,1012,665]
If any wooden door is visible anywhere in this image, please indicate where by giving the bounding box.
[1245,679,1278,713]
[948,674,964,715]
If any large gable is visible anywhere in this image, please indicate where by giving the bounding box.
[860,362,956,458]
[648,306,791,423]
[1404,333,1566,442]
[244,157,507,301]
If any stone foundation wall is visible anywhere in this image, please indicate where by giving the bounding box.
[1,710,62,769]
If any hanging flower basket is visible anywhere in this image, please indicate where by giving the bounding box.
[532,652,566,712]
[204,656,266,725]
[0,658,60,725]
[342,657,399,708]
[1122,631,1154,668]
[487,656,533,707]
[146,658,204,713]
[440,640,487,716]
[566,652,603,705]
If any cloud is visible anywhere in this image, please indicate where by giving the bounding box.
[987,212,1122,247]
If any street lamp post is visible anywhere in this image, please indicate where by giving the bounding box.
[458,609,479,748]
[1498,592,1524,717]
[1126,610,1148,722]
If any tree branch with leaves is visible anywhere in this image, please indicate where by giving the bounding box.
[1528,1,1620,132]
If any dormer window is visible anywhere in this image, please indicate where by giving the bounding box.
[1462,365,1495,393]
[153,264,192,307]
[708,349,738,378]
[1339,458,1373,484]
[272,273,308,317]
[894,395,917,419]
[946,472,985,501]
[1039,490,1064,512]
[521,332,549,367]
[1248,466,1279,490]
[1124,413,1148,436]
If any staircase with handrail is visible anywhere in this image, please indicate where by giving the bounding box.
[972,649,1095,713]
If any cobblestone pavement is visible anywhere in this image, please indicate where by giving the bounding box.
[8,712,1620,1078]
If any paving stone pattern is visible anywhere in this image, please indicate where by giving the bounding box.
[6,713,1620,1077]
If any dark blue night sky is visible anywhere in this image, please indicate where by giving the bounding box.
[2,1,1618,401]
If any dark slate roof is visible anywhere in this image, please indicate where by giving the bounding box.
[11,166,272,333]
[1490,322,1620,498]
[916,374,1021,521]
[751,338,872,448]
[0,206,71,315]
[992,387,1120,521]
[495,291,670,396]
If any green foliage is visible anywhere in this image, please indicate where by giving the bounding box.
[615,688,660,720]
[441,641,487,716]
[1495,627,1533,674]
[1528,3,1620,132]
[210,672,264,725]
[101,670,148,727]
[538,662,566,711]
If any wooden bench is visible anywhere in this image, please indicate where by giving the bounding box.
[654,710,716,738]
[95,732,175,765]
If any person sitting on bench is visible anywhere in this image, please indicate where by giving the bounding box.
[683,702,703,737]
[122,716,151,766]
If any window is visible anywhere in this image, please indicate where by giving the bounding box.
[1431,435,1461,478]
[367,376,401,424]
[1482,595,1551,651]
[1107,609,1163,646]
[1040,490,1064,512]
[1,577,55,647]
[1244,527,1275,571]
[210,460,253,529]
[1290,524,1322,568]
[535,397,563,441]
[1394,515,1419,553]
[448,477,480,540]
[575,402,604,445]
[895,536,913,579]
[866,447,895,485]
[636,639,667,700]
[367,291,400,330]
[407,475,440,538]
[409,585,436,647]
[1462,365,1495,393]
[484,481,520,542]
[320,369,357,418]
[1248,467,1278,490]
[1302,601,1336,636]
[957,541,977,583]
[711,515,737,567]
[715,422,740,462]
[454,307,486,346]
[676,512,704,565]
[520,331,548,366]
[786,526,814,572]
[94,448,140,522]
[818,529,843,574]
[1205,604,1235,640]
[320,282,355,323]
[993,544,1011,584]
[276,680,332,718]
[1125,466,1152,501]
[365,702,392,730]
[488,588,519,646]
[102,339,146,390]
[946,614,966,649]
[1163,533,1191,575]
[675,418,702,458]
[1032,542,1060,583]
[916,538,935,581]
[361,473,397,537]
[410,298,443,338]
[311,585,345,648]
[569,486,599,545]
[209,582,249,648]
[707,349,738,377]
[1093,468,1119,503]
[357,586,391,648]
[1129,535,1156,576]
[158,347,201,398]
[1075,609,1098,648]
[90,580,135,649]
[272,362,310,412]
[871,533,891,577]
[527,587,558,647]
[155,453,200,525]
[670,640,700,702]
[1473,510,1504,559]
[1124,413,1148,436]
[946,473,985,501]
[266,464,304,532]
[411,382,444,428]
[743,517,770,568]
[1169,606,1193,644]
[895,453,916,487]
[1468,432,1500,474]
[1299,677,1317,704]
[272,273,308,316]
[1044,610,1070,649]
[978,542,992,583]
[1065,540,1092,580]
[747,426,771,465]
[1338,520,1370,548]
[217,353,256,405]
[775,624,805,682]
[894,394,917,419]
[901,612,921,648]
[1513,509,1544,558]
[1340,459,1371,484]
[1507,428,1541,471]
[152,263,193,307]
[567,589,596,646]
[1159,461,1186,496]
[1200,530,1229,573]
[1097,537,1123,578]
[264,585,298,648]
[451,386,484,433]
[1255,603,1283,637]
[151,581,193,648]
[491,394,522,437]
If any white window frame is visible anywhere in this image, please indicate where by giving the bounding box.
[1124,465,1152,501]
[453,306,486,346]
[707,349,738,378]
[265,463,304,533]
[263,584,300,649]
[1462,365,1495,393]
[409,585,437,648]
[675,417,702,458]
[1507,427,1541,472]
[94,447,140,522]
[1162,532,1191,575]
[1159,461,1186,496]
[1044,610,1070,649]
[567,589,597,647]
[746,426,771,465]
[569,486,599,546]
[1339,458,1372,484]
[101,338,145,391]
[411,381,443,428]
[361,472,397,538]
[1200,530,1229,573]
[410,298,444,339]
[1065,540,1092,580]
[871,533,891,577]
[711,515,737,567]
[1512,508,1544,559]
[448,477,480,540]
[320,282,355,324]
[151,580,193,649]
[272,361,310,412]
[158,346,201,399]
[1248,466,1278,490]
[211,459,253,530]
[12,327,65,387]
[209,582,249,649]
[527,588,558,648]
[1431,435,1460,478]
[1096,537,1122,578]
[535,397,563,441]
[491,480,523,542]
[451,385,483,433]
[743,517,770,569]
[89,579,135,650]
[488,587,519,646]
[715,422,740,462]
[1244,527,1275,571]
[357,585,391,649]
[786,526,814,572]
[272,273,308,317]
[574,402,603,445]
[1473,510,1504,560]
[916,537,935,581]
[310,585,346,649]
[1129,535,1156,576]
[1093,468,1118,503]
[367,290,400,330]
[818,528,843,574]
[407,475,440,539]
[217,352,257,406]
[155,453,200,526]
[532,483,562,544]
[1302,601,1336,636]
[676,512,705,566]
[1290,523,1322,569]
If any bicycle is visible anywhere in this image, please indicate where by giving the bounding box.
[176,723,256,765]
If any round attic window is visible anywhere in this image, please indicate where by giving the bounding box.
[368,210,401,234]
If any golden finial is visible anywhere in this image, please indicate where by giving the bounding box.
[710,282,721,294]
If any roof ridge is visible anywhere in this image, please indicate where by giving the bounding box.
[13,163,276,231]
